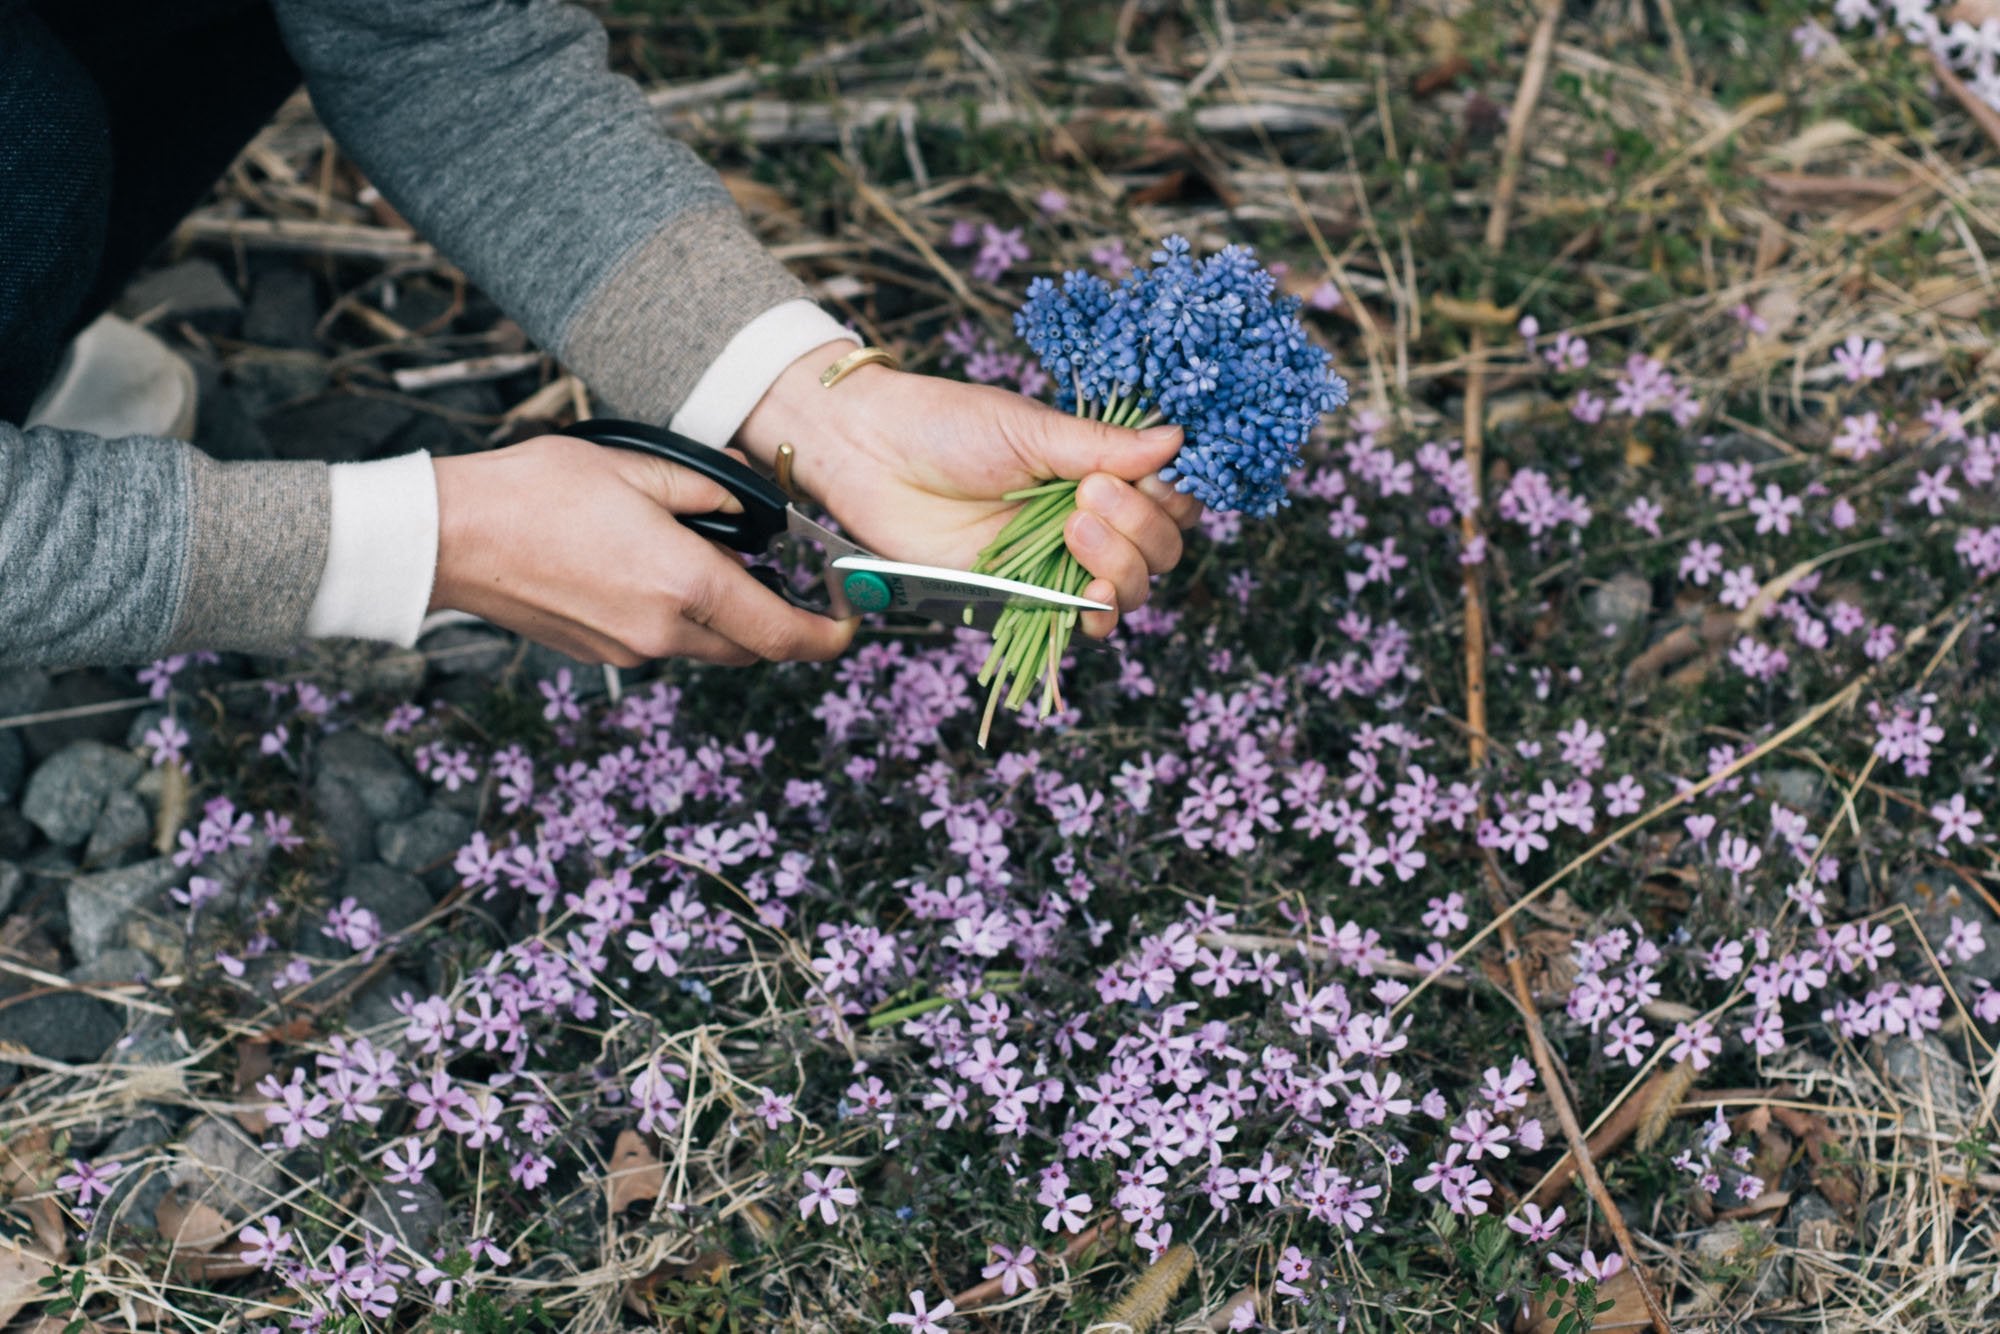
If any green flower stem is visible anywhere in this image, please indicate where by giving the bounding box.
[971,393,1150,747]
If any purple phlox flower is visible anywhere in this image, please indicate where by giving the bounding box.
[798,1167,859,1225]
[889,1290,956,1333]
[1507,1202,1566,1242]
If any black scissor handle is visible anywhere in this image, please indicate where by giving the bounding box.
[560,418,791,554]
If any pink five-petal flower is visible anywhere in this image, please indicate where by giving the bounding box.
[798,1167,859,1225]
[888,1290,955,1333]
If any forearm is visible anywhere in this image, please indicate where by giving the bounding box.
[268,0,844,430]
[0,425,330,667]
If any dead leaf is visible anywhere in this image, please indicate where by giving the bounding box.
[1517,1266,1654,1332]
[606,1130,664,1213]
[1430,294,1519,329]
[1412,54,1471,97]
[0,1131,67,1261]
[623,1246,734,1316]
[1717,1188,1793,1221]
[721,173,797,223]
[232,1041,275,1135]
[155,1192,258,1281]
[156,1191,233,1252]
[0,1237,55,1327]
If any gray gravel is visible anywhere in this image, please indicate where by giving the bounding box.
[22,740,143,847]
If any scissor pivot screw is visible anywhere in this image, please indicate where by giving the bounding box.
[843,571,894,613]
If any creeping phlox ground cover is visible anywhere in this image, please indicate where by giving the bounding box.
[47,289,2000,1329]
[17,4,2000,1332]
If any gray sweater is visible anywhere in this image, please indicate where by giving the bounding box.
[0,0,810,668]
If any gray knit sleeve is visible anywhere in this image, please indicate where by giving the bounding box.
[0,425,330,668]
[268,0,812,421]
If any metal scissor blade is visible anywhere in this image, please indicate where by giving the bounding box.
[831,555,1113,613]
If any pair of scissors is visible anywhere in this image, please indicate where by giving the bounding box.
[561,419,1112,624]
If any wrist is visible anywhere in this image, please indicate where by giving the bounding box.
[430,454,486,614]
[734,338,898,505]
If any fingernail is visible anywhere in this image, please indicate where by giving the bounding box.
[1140,424,1181,444]
[1073,513,1109,550]
[1079,474,1117,509]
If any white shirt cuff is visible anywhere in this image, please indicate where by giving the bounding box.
[668,300,856,447]
[303,452,440,646]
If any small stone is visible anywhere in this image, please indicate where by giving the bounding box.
[187,354,274,462]
[116,259,242,333]
[262,394,418,463]
[0,988,121,1062]
[0,730,23,804]
[0,861,21,917]
[68,947,159,986]
[333,863,432,935]
[224,348,330,417]
[1889,866,2000,986]
[84,788,152,867]
[348,970,425,1032]
[0,668,50,718]
[22,740,143,847]
[317,731,423,822]
[311,770,376,865]
[424,625,513,678]
[1586,571,1652,640]
[0,808,37,858]
[242,267,320,350]
[66,857,182,964]
[22,673,129,758]
[378,808,471,885]
[1762,767,1824,814]
[170,1115,284,1219]
[360,1178,447,1254]
[1878,1033,1978,1123]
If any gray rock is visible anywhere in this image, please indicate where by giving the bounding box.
[87,1116,176,1246]
[0,861,20,917]
[1889,866,2000,986]
[334,862,432,935]
[22,673,129,758]
[423,624,513,678]
[68,947,159,986]
[0,989,122,1062]
[225,348,330,417]
[1762,767,1824,814]
[317,731,423,822]
[1585,572,1652,640]
[0,668,50,718]
[116,258,242,332]
[378,808,471,883]
[243,267,320,349]
[360,1178,447,1254]
[66,857,182,964]
[1879,1033,1979,1123]
[187,353,274,462]
[262,394,418,463]
[311,769,376,864]
[84,789,152,867]
[349,969,425,1033]
[22,740,143,846]
[0,809,37,859]
[0,730,23,804]
[170,1116,284,1219]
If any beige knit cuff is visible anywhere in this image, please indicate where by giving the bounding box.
[167,454,331,655]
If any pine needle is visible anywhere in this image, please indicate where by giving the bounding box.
[1089,1244,1195,1334]
[1635,1058,1700,1151]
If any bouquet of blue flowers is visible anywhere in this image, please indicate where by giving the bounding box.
[972,236,1349,744]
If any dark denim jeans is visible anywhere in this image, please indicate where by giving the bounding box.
[0,0,298,420]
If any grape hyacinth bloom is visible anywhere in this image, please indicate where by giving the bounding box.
[968,236,1348,742]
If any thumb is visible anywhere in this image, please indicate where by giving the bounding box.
[609,451,744,517]
[1017,402,1183,484]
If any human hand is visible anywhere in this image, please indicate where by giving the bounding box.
[736,341,1204,639]
[429,434,857,667]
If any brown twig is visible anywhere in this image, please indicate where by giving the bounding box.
[950,1217,1118,1312]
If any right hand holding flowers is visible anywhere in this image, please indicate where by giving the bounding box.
[733,339,1204,642]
